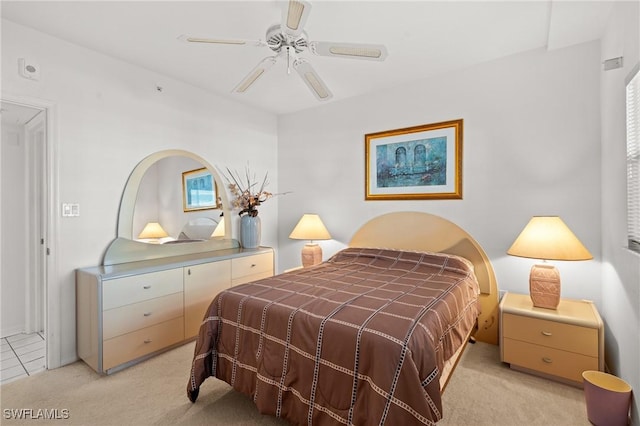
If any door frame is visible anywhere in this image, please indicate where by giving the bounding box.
[2,93,60,369]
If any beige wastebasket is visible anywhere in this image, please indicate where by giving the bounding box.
[582,370,632,426]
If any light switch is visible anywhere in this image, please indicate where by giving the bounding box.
[62,203,80,217]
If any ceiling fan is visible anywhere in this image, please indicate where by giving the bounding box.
[179,0,388,101]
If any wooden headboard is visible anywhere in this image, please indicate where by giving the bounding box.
[349,211,499,344]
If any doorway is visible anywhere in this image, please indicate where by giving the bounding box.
[1,100,48,383]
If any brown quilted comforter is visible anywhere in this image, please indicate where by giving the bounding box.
[187,247,480,425]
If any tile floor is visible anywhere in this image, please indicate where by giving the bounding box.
[0,332,46,385]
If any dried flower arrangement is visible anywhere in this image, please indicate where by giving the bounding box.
[224,167,274,217]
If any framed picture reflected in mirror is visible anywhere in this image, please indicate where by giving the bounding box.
[182,168,220,212]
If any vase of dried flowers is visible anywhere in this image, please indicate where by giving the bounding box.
[225,167,274,249]
[240,214,261,249]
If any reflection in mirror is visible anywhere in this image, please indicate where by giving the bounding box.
[161,217,222,244]
[133,156,223,243]
[103,149,238,266]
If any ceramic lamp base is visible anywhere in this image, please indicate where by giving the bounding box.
[529,263,561,309]
[301,243,322,267]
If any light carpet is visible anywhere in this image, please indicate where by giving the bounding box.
[0,341,589,425]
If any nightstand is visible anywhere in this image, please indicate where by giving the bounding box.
[500,292,604,386]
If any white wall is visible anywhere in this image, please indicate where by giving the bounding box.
[278,41,602,310]
[1,19,279,366]
[1,122,27,337]
[601,1,640,423]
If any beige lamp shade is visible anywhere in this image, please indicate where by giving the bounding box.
[138,222,169,240]
[289,214,331,267]
[289,214,332,241]
[211,217,225,238]
[507,216,592,310]
[507,216,592,261]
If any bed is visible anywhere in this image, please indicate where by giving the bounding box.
[187,212,499,425]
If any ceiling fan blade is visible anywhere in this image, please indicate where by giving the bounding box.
[282,0,312,38]
[310,41,388,61]
[293,59,332,101]
[178,34,262,46]
[232,57,278,94]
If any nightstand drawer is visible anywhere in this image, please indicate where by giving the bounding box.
[503,338,598,383]
[503,312,598,357]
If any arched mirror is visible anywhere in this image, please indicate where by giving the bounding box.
[103,149,239,266]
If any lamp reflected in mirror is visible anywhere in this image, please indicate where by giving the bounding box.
[138,222,169,244]
[211,215,225,238]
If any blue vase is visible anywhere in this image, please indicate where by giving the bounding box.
[240,215,261,249]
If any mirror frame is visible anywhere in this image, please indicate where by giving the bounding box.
[103,149,238,266]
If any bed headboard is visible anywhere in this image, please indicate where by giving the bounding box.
[349,211,499,344]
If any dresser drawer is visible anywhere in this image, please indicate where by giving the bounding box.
[103,268,183,310]
[102,316,184,371]
[232,270,274,287]
[503,338,598,383]
[231,252,273,281]
[103,292,184,340]
[502,313,598,357]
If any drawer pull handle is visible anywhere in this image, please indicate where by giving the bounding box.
[143,285,151,289]
[144,339,152,344]
[251,264,256,268]
[541,331,552,337]
[542,357,553,363]
[143,312,152,317]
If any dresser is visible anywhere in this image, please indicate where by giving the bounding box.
[77,247,273,374]
[500,292,604,386]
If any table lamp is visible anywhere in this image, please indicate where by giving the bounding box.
[507,216,592,309]
[289,214,331,267]
[138,222,169,243]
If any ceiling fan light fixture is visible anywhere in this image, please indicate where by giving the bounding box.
[181,1,386,101]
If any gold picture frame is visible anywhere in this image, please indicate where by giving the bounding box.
[182,168,220,212]
[365,119,463,200]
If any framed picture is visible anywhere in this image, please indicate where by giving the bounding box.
[365,119,463,200]
[182,168,220,212]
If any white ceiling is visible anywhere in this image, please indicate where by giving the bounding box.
[1,1,613,115]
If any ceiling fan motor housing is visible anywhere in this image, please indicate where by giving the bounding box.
[266,24,308,54]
